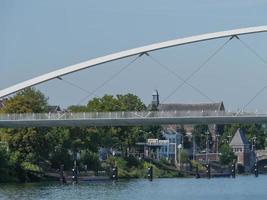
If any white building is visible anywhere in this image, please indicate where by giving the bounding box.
[160,128,183,161]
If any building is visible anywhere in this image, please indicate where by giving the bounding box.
[151,89,225,152]
[229,128,251,170]
[48,105,61,113]
[137,128,182,163]
[161,128,183,161]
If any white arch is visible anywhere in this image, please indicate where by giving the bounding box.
[1,26,267,98]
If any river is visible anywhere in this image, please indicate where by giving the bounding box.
[1,175,267,200]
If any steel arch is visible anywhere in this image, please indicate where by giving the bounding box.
[1,26,267,98]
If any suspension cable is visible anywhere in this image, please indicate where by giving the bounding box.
[234,37,267,114]
[237,84,267,115]
[76,55,140,105]
[146,54,215,102]
[237,37,267,66]
[57,77,100,98]
[161,37,233,103]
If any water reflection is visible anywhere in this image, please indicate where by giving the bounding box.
[1,176,267,200]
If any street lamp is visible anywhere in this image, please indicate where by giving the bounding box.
[227,133,232,144]
[252,135,257,151]
[177,144,182,169]
[216,134,220,159]
[205,131,210,162]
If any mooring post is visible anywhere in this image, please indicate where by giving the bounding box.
[231,161,236,178]
[206,163,211,179]
[195,164,200,179]
[254,162,259,177]
[72,160,78,184]
[59,164,66,183]
[147,166,153,181]
[111,166,118,181]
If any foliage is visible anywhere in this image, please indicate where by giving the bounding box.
[193,125,212,151]
[219,144,236,165]
[125,155,142,168]
[86,94,146,112]
[2,88,48,113]
[21,162,41,172]
[191,160,205,171]
[0,146,10,181]
[79,150,101,171]
[179,149,190,164]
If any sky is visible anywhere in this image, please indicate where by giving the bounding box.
[1,0,267,111]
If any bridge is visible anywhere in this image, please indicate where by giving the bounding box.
[0,26,267,99]
[1,111,267,128]
[255,150,267,161]
[1,26,267,128]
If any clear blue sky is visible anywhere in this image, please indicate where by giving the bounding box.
[1,0,267,111]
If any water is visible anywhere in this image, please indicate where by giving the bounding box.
[1,175,267,200]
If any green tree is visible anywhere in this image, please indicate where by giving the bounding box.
[193,125,212,151]
[2,88,48,113]
[7,128,50,164]
[80,150,101,171]
[68,105,88,112]
[219,144,236,165]
[0,146,10,181]
[0,88,50,181]
[84,94,147,154]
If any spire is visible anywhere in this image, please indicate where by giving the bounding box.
[229,128,249,146]
[152,89,159,107]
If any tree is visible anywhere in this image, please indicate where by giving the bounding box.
[193,125,212,151]
[80,150,101,171]
[0,146,10,182]
[85,94,147,154]
[2,88,48,113]
[68,105,88,112]
[219,144,236,165]
[7,128,50,164]
[0,88,50,181]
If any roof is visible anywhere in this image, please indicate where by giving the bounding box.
[157,102,224,112]
[152,89,159,96]
[48,105,61,113]
[162,128,182,140]
[229,128,250,146]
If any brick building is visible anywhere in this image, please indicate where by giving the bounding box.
[229,128,251,170]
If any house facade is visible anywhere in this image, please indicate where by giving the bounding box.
[137,129,182,163]
[160,128,183,161]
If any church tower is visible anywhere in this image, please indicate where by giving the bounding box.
[152,89,159,107]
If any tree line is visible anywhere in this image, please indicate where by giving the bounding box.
[0,88,266,182]
[0,88,161,182]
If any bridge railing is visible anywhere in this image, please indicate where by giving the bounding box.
[0,110,266,121]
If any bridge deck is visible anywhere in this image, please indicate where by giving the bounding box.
[1,111,267,128]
